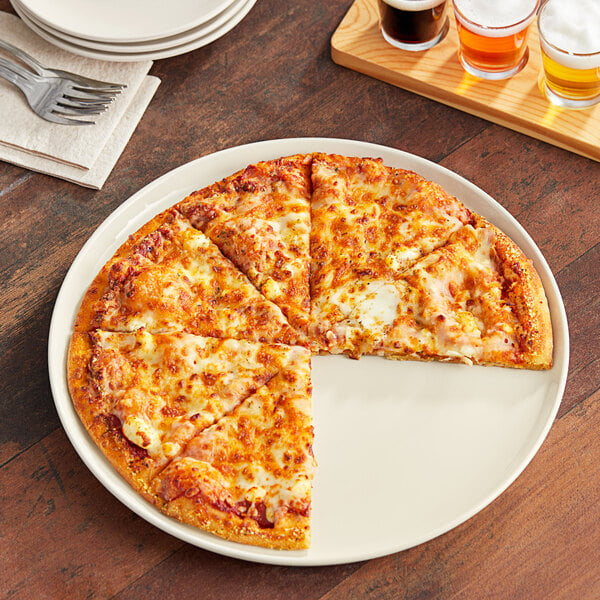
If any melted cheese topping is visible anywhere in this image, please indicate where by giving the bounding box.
[90,330,309,461]
[94,210,296,344]
[156,355,314,526]
[386,247,422,270]
[326,280,380,318]
[356,283,401,333]
[310,153,473,350]
[321,223,522,363]
[381,225,521,363]
[178,155,312,334]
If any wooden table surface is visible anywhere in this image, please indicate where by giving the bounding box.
[1,1,598,598]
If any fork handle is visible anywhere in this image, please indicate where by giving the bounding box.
[0,39,124,91]
[0,55,42,83]
[0,39,44,76]
[0,58,35,95]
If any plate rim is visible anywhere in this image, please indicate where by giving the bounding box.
[12,0,257,62]
[12,0,248,53]
[13,0,239,43]
[48,137,569,566]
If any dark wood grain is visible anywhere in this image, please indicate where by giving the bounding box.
[0,0,598,598]
[555,245,600,417]
[113,546,364,600]
[0,429,183,600]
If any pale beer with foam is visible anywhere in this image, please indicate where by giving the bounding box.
[538,0,600,108]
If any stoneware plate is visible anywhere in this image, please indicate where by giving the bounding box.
[48,138,569,566]
[14,0,238,43]
[12,0,256,62]
[12,0,247,53]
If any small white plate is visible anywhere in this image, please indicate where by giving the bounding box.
[12,0,257,62]
[48,138,569,566]
[12,0,247,53]
[14,0,237,43]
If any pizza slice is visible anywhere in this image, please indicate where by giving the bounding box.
[67,329,310,499]
[74,208,298,346]
[150,350,314,550]
[309,153,473,352]
[177,154,312,339]
[324,217,553,369]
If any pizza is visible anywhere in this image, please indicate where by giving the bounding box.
[68,153,553,551]
[152,353,313,549]
[325,215,552,367]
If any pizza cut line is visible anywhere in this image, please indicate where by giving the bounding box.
[68,153,553,551]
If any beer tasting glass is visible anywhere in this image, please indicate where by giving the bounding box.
[452,0,539,80]
[379,0,449,52]
[537,0,600,109]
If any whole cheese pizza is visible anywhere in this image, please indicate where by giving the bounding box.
[68,153,553,550]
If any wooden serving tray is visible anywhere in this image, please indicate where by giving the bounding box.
[331,0,600,162]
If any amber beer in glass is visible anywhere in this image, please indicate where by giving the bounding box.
[537,0,600,109]
[379,0,449,51]
[452,0,539,80]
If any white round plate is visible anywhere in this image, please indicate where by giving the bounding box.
[13,0,247,53]
[12,0,256,62]
[15,0,237,43]
[48,138,569,566]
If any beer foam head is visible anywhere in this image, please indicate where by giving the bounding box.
[382,0,447,10]
[454,0,538,36]
[539,0,600,69]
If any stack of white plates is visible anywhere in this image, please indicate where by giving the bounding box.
[10,0,257,61]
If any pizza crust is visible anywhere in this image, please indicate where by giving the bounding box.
[161,496,310,550]
[74,210,174,334]
[482,217,553,369]
[67,333,165,502]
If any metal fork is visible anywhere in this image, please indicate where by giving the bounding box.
[0,39,126,94]
[0,56,115,125]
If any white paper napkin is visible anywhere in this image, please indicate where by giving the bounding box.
[0,12,160,188]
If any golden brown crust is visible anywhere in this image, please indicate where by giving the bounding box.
[476,216,553,369]
[161,497,309,550]
[368,217,553,369]
[74,209,174,333]
[67,333,164,501]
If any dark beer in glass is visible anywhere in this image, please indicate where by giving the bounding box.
[379,0,449,51]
